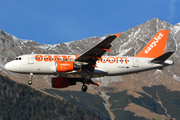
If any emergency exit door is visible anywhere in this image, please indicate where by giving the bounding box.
[133,57,138,67]
[28,55,34,64]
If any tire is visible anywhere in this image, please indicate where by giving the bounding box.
[81,85,88,92]
[28,80,32,85]
[85,75,91,82]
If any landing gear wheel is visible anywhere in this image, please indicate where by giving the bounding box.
[85,75,91,82]
[81,85,88,92]
[29,73,33,85]
[28,80,32,85]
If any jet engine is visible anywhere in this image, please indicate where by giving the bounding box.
[51,77,76,88]
[51,61,81,72]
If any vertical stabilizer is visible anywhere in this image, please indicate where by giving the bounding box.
[134,30,169,58]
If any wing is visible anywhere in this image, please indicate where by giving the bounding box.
[75,33,120,70]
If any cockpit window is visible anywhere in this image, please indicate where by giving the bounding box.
[15,57,22,60]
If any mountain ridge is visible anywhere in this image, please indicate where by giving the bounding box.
[1,18,180,119]
[1,18,180,91]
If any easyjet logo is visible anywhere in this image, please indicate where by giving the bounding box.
[59,63,71,66]
[144,33,164,54]
[35,55,128,64]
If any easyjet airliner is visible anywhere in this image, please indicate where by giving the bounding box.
[5,30,174,92]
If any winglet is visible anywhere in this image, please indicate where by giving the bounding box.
[115,32,121,38]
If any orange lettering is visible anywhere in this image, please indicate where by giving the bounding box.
[62,55,71,61]
[54,55,61,61]
[107,57,115,63]
[116,57,127,64]
[44,55,52,62]
[75,55,79,59]
[100,57,107,63]
[35,55,43,62]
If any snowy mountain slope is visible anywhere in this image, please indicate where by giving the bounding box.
[1,18,180,120]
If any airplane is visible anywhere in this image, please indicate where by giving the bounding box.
[5,30,174,92]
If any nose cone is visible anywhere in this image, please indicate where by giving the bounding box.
[5,63,11,71]
[5,61,21,73]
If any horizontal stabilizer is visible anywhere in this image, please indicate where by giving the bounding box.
[150,51,174,63]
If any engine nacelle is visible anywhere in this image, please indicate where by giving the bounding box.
[51,61,81,72]
[51,77,76,88]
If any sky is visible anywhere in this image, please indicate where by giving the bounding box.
[0,0,179,44]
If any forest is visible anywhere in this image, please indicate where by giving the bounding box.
[0,74,106,120]
[107,86,180,120]
[1,73,180,120]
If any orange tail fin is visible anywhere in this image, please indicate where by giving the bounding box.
[134,30,169,58]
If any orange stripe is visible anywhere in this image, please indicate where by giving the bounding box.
[115,32,121,38]
[98,47,111,51]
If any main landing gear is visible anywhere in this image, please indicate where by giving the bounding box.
[81,74,91,92]
[85,74,91,82]
[28,73,33,85]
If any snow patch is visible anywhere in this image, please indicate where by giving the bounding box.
[101,36,106,40]
[102,102,108,110]
[12,35,19,41]
[173,25,180,34]
[153,69,163,75]
[100,91,110,100]
[118,47,133,56]
[44,76,51,85]
[20,40,34,45]
[94,76,123,87]
[111,76,123,82]
[64,42,71,46]
[94,77,109,87]
[173,74,180,82]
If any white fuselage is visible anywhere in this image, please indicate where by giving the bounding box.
[5,54,173,78]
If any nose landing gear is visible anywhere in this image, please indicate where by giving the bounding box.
[28,73,33,85]
[81,84,88,92]
[28,80,32,85]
